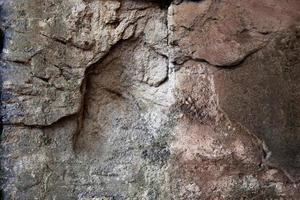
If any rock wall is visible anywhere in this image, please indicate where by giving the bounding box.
[0,0,299,199]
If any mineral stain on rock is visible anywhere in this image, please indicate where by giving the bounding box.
[214,26,300,180]
[0,0,300,199]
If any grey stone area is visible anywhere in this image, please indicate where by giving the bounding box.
[0,0,300,199]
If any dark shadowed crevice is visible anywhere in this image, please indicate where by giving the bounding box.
[158,0,173,8]
[150,0,172,8]
[150,0,203,9]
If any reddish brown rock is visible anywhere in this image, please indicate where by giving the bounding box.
[170,0,300,66]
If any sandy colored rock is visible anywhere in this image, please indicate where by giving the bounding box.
[1,0,300,199]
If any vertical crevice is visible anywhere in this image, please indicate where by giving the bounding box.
[72,76,87,153]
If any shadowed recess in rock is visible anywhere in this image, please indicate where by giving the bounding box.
[214,26,300,181]
[145,0,203,9]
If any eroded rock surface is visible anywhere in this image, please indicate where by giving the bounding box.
[0,0,300,199]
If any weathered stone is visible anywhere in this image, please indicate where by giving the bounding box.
[170,0,300,66]
[1,0,300,199]
[214,26,300,180]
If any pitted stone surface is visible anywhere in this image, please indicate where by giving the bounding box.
[1,0,300,199]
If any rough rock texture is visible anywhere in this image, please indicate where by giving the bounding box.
[0,0,300,199]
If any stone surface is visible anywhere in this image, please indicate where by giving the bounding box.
[1,0,300,199]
